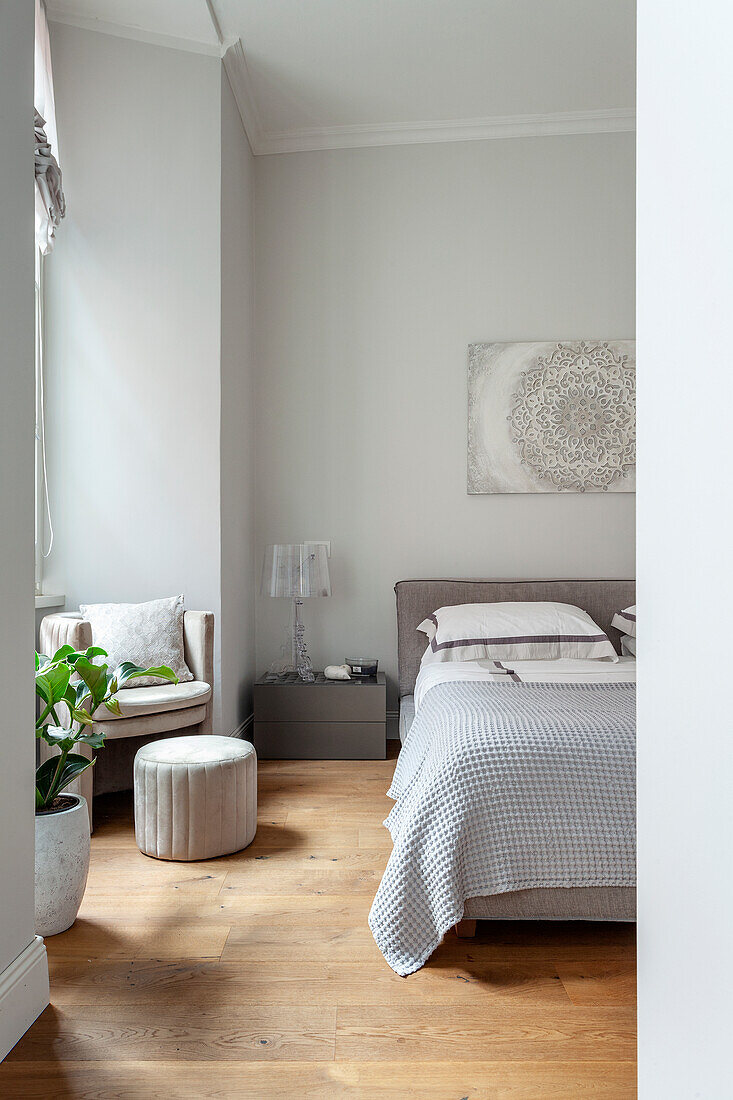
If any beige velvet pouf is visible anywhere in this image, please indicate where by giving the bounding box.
[134,735,257,861]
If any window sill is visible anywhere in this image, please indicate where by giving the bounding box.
[35,593,65,610]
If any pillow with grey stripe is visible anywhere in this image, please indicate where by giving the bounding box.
[612,604,637,638]
[79,595,193,687]
[417,601,618,664]
[621,634,636,656]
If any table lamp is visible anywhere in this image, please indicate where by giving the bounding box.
[261,543,331,682]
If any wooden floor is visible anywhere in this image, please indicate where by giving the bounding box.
[3,745,636,1098]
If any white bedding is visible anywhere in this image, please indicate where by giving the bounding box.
[414,656,636,713]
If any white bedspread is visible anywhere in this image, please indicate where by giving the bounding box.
[415,656,636,712]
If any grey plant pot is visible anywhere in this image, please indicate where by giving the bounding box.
[35,794,91,937]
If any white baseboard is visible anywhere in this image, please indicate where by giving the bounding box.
[229,713,254,740]
[0,936,49,1061]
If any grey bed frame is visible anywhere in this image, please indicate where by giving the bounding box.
[394,578,636,924]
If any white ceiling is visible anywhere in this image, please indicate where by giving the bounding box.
[47,0,636,153]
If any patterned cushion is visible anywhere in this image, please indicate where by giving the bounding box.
[79,595,193,687]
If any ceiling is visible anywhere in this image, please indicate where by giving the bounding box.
[46,0,636,154]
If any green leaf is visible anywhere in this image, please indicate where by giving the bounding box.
[36,752,95,807]
[39,726,76,753]
[74,656,111,711]
[76,729,106,749]
[103,696,123,718]
[63,683,94,727]
[115,662,178,687]
[71,707,94,727]
[35,652,49,671]
[35,756,60,803]
[85,646,108,659]
[51,643,76,663]
[75,680,92,706]
[52,753,95,797]
[35,661,71,708]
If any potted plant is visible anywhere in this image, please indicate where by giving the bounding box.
[35,643,177,936]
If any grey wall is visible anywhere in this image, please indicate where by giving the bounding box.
[220,69,256,734]
[637,1,733,1094]
[0,0,48,1051]
[44,24,258,735]
[44,25,225,725]
[254,135,636,708]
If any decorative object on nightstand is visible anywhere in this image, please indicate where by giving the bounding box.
[254,671,386,759]
[345,657,378,678]
[261,543,331,682]
[324,664,351,680]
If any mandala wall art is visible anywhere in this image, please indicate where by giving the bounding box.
[467,340,636,494]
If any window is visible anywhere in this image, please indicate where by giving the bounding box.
[34,247,52,594]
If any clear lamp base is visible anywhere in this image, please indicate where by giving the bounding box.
[266,598,314,682]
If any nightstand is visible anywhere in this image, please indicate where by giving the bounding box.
[253,671,387,759]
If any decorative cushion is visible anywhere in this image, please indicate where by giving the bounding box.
[612,604,637,638]
[79,595,193,687]
[95,681,211,720]
[134,736,257,861]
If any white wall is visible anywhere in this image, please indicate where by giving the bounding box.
[220,69,256,733]
[254,135,635,706]
[637,2,733,1095]
[0,0,49,1057]
[44,25,224,724]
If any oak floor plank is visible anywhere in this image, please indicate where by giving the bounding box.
[335,1005,636,1062]
[220,922,385,963]
[85,844,384,873]
[558,960,638,1006]
[7,1005,336,1063]
[0,1060,637,1098]
[218,867,383,896]
[74,893,370,925]
[46,957,572,1007]
[247,822,362,850]
[45,919,230,961]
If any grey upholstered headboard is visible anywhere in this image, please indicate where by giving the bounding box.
[395,578,636,698]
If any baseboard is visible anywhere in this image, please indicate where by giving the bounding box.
[0,936,49,1061]
[229,713,254,740]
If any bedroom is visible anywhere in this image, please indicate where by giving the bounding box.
[0,1,730,1097]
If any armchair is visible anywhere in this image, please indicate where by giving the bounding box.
[39,610,214,830]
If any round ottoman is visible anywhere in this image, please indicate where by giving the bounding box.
[134,735,257,861]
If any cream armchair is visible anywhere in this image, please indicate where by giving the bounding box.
[39,610,214,830]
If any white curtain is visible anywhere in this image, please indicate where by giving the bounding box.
[34,0,65,254]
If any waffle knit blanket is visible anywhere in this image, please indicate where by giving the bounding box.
[369,679,636,975]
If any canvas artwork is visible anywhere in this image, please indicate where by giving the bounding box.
[467,340,636,494]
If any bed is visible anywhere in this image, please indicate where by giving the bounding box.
[370,578,636,975]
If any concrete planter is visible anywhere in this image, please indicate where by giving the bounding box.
[35,795,90,936]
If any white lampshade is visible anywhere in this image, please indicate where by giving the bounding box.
[261,543,331,598]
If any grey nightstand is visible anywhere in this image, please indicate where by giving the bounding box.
[253,671,387,759]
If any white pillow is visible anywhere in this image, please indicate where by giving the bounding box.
[621,634,636,656]
[418,601,618,664]
[79,595,193,687]
[612,605,637,638]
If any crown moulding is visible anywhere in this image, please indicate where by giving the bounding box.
[251,108,636,156]
[47,10,635,156]
[47,7,222,57]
